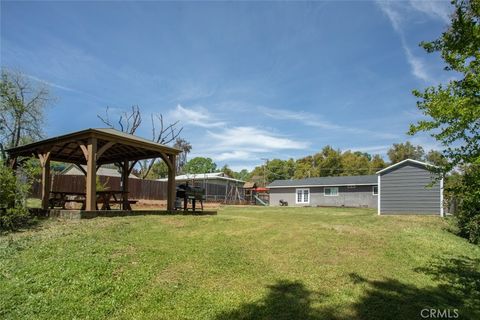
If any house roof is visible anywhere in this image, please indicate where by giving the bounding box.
[376,158,437,174]
[157,172,245,183]
[6,128,181,165]
[268,175,378,188]
[61,164,139,179]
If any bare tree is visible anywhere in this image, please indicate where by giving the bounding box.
[0,69,52,161]
[97,105,183,179]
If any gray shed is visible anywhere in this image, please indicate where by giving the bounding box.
[376,159,444,216]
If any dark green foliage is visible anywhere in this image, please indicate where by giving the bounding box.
[408,0,480,243]
[184,157,217,174]
[452,166,480,243]
[387,141,425,163]
[0,161,35,231]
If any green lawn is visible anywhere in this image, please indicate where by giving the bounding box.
[1,206,479,319]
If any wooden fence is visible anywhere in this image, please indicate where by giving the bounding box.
[30,175,246,202]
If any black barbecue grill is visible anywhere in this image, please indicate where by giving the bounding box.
[175,183,205,212]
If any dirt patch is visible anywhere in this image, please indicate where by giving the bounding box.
[133,199,222,210]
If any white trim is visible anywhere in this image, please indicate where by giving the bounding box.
[372,185,378,195]
[268,183,377,189]
[376,158,438,174]
[324,187,339,197]
[295,188,310,204]
[377,175,381,215]
[440,178,445,217]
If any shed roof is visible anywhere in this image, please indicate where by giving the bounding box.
[6,128,181,165]
[268,175,378,188]
[376,159,437,174]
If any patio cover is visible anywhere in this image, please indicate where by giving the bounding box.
[6,128,181,211]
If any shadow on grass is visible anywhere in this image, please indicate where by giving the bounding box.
[216,257,480,320]
[215,280,336,320]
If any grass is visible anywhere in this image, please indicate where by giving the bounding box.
[1,206,479,319]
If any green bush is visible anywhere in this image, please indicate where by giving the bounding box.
[0,160,36,231]
[452,167,480,244]
[0,207,32,231]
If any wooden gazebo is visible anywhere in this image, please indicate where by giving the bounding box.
[6,128,181,211]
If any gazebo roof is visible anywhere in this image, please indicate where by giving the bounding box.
[6,128,181,165]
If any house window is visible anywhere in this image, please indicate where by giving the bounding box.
[296,188,310,204]
[373,186,378,195]
[324,187,339,196]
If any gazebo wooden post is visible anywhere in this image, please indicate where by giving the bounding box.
[86,137,97,211]
[122,160,129,210]
[167,154,177,212]
[39,152,51,210]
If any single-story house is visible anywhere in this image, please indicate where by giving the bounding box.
[269,175,378,208]
[268,159,444,216]
[62,164,139,178]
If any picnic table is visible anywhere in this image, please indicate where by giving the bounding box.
[49,191,137,210]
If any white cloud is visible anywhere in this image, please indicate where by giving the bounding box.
[402,42,431,82]
[376,1,438,83]
[259,106,399,139]
[215,150,252,161]
[207,126,310,151]
[409,0,451,23]
[170,104,225,127]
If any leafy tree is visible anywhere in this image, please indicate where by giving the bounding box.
[143,160,168,179]
[369,155,386,174]
[184,157,217,174]
[425,150,449,167]
[265,159,295,182]
[0,70,52,161]
[387,142,425,163]
[219,164,236,178]
[316,146,343,176]
[233,169,250,181]
[408,0,480,243]
[340,151,370,176]
[173,138,192,174]
[294,156,315,179]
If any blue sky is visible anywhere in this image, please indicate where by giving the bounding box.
[1,1,453,171]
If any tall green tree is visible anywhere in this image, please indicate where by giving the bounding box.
[184,157,217,174]
[316,146,343,176]
[340,151,370,176]
[408,0,480,243]
[387,142,425,163]
[425,150,449,167]
[219,164,236,178]
[233,169,250,181]
[369,155,386,174]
